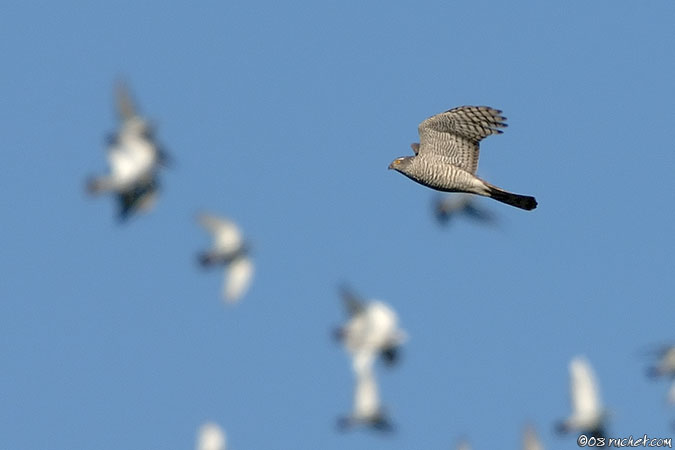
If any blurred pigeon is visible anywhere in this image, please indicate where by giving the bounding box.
[523,424,544,450]
[433,193,496,225]
[456,438,472,450]
[644,345,675,379]
[556,356,607,439]
[86,81,167,221]
[389,106,537,210]
[197,213,254,303]
[335,285,407,367]
[338,353,393,432]
[641,344,675,405]
[196,422,226,450]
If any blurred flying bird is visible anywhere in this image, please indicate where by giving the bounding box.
[335,285,407,367]
[389,106,537,210]
[196,422,226,450]
[556,356,607,439]
[197,213,254,303]
[523,424,544,450]
[456,438,472,450]
[644,344,675,379]
[641,344,675,405]
[86,81,168,221]
[433,193,496,225]
[338,353,393,432]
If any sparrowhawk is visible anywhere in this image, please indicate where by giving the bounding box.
[389,106,537,211]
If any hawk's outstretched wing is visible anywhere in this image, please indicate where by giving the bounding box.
[417,106,507,174]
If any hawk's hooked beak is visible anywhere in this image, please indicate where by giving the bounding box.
[388,159,400,170]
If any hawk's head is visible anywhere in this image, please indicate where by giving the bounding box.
[388,156,414,172]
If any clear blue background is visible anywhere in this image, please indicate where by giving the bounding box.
[2,1,674,449]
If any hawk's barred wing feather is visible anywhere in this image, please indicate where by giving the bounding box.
[417,106,507,174]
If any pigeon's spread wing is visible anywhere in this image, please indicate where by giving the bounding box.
[115,80,137,122]
[522,425,544,450]
[114,81,156,140]
[223,257,253,303]
[340,285,366,317]
[197,422,226,450]
[417,106,507,174]
[570,357,601,417]
[198,214,243,253]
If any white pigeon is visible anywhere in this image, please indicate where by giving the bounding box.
[335,286,407,366]
[339,353,392,431]
[87,81,166,220]
[196,422,226,450]
[557,356,606,439]
[523,424,544,450]
[197,213,254,303]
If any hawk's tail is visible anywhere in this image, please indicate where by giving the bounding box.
[485,183,537,211]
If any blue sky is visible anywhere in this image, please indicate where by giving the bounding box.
[2,1,675,449]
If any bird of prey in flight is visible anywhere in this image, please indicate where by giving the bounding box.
[389,106,537,211]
